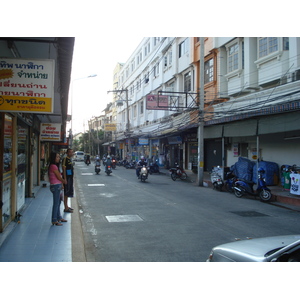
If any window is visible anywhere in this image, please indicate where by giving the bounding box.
[204,58,214,84]
[258,37,278,58]
[184,72,191,92]
[154,62,159,77]
[164,50,173,68]
[140,100,144,114]
[228,43,239,72]
[133,105,137,118]
[179,39,189,58]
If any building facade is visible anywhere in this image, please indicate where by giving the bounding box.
[109,37,300,179]
[0,38,74,232]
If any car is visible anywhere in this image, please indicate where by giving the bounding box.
[207,235,300,262]
[74,151,85,161]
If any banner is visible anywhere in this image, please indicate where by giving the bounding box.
[0,58,55,113]
[40,123,61,141]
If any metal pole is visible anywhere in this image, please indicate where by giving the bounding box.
[197,37,205,186]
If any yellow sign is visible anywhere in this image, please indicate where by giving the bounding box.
[104,123,116,131]
[0,96,52,113]
[0,58,55,113]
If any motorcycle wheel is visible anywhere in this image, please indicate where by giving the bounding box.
[234,188,243,198]
[225,183,233,193]
[213,182,223,191]
[180,172,187,180]
[171,173,177,181]
[259,189,272,202]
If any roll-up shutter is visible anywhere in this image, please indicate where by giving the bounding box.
[204,125,223,138]
[258,112,300,134]
[223,119,258,137]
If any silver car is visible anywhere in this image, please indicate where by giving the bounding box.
[207,235,300,262]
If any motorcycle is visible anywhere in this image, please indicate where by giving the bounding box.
[224,170,237,193]
[95,163,101,175]
[105,164,112,176]
[125,160,136,169]
[149,159,160,174]
[139,166,149,182]
[112,159,117,169]
[169,164,187,181]
[85,156,91,166]
[210,166,224,191]
[233,167,272,202]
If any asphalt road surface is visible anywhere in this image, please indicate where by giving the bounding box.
[73,161,300,262]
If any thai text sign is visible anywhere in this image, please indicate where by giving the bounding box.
[0,58,54,113]
[146,94,168,110]
[40,123,61,141]
[104,123,116,131]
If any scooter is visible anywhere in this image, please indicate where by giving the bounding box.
[139,166,149,182]
[224,170,237,193]
[105,164,112,176]
[169,164,187,181]
[149,159,160,174]
[210,166,224,191]
[112,158,117,169]
[233,168,272,202]
[95,163,101,175]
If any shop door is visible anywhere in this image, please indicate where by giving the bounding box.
[204,139,223,172]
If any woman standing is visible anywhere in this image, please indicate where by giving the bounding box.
[48,152,67,226]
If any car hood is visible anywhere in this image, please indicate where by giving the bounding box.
[213,235,300,260]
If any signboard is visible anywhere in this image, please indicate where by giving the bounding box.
[104,123,116,131]
[40,123,61,141]
[138,138,149,145]
[146,94,168,110]
[0,58,54,113]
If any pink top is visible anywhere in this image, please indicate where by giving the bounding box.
[49,164,61,185]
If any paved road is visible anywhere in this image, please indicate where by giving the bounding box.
[74,162,300,262]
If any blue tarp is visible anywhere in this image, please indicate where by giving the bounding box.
[253,161,279,186]
[231,157,255,181]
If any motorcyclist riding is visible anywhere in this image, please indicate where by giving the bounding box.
[136,156,147,178]
[95,156,101,174]
[105,155,112,172]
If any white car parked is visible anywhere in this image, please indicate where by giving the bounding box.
[207,235,300,262]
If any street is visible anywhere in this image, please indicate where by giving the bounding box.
[74,162,300,262]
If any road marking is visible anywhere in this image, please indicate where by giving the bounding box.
[105,215,143,222]
[82,173,94,175]
[88,184,105,186]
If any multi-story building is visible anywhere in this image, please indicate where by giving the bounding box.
[111,37,300,177]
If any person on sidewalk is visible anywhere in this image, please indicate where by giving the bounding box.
[48,152,67,226]
[62,148,74,213]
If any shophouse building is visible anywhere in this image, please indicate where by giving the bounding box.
[110,37,300,178]
[0,37,74,232]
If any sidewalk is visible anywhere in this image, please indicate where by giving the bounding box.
[0,183,75,262]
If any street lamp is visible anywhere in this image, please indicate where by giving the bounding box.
[69,74,97,148]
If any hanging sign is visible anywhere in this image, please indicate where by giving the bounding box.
[40,123,61,141]
[146,94,168,110]
[104,123,117,131]
[0,58,54,113]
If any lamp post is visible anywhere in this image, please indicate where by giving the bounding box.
[69,74,97,148]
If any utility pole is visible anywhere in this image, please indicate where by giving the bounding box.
[107,89,131,159]
[197,37,205,186]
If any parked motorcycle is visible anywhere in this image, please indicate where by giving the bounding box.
[125,160,136,169]
[210,166,224,191]
[233,167,272,202]
[105,165,112,176]
[149,159,160,174]
[139,166,149,182]
[169,164,187,181]
[224,170,237,193]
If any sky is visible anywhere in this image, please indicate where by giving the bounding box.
[70,35,143,134]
